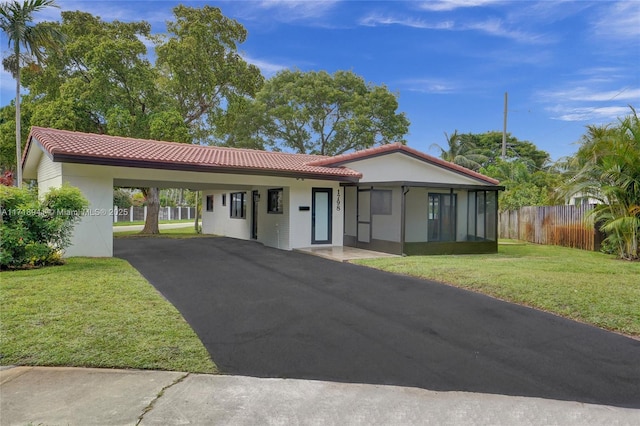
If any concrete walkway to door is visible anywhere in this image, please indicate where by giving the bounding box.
[115,237,640,409]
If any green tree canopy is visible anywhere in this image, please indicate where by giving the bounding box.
[456,131,551,171]
[562,107,640,260]
[430,130,487,171]
[219,69,410,156]
[155,5,263,144]
[13,5,263,234]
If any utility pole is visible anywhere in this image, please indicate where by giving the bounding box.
[502,92,508,159]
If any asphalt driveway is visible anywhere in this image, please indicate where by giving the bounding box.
[115,237,640,408]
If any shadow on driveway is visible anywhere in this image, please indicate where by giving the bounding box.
[115,237,640,408]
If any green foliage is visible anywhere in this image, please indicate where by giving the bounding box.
[430,130,487,171]
[563,107,640,260]
[113,188,132,208]
[155,4,264,143]
[0,184,88,269]
[472,131,550,170]
[219,69,410,155]
[481,159,558,211]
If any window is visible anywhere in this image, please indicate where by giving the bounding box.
[230,192,246,219]
[222,194,227,206]
[267,188,283,214]
[371,190,392,215]
[205,195,214,212]
[428,193,457,241]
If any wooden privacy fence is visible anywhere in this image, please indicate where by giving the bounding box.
[499,205,604,251]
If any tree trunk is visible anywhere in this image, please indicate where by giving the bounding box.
[15,61,22,188]
[140,187,160,234]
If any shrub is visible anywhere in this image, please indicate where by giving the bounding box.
[0,184,88,269]
[113,188,133,208]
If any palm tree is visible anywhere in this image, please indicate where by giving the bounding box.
[564,107,640,260]
[0,0,63,187]
[430,130,487,171]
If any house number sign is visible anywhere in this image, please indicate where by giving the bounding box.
[336,190,341,211]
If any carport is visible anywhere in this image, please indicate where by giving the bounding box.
[21,127,359,257]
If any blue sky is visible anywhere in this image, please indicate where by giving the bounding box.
[1,0,638,161]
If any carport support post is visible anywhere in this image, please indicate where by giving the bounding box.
[401,186,409,256]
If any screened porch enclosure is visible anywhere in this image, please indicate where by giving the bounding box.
[343,185,499,255]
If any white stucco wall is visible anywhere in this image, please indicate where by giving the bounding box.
[36,153,62,195]
[288,179,343,249]
[202,186,291,249]
[344,186,357,237]
[61,164,114,257]
[199,179,343,251]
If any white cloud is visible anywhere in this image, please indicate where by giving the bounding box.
[539,86,640,104]
[242,55,288,77]
[358,13,548,44]
[465,18,551,44]
[418,0,503,12]
[593,1,640,40]
[398,78,460,94]
[359,13,453,29]
[539,85,639,123]
[548,105,631,123]
[255,0,340,21]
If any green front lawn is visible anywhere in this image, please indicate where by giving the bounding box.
[354,241,640,336]
[0,258,216,373]
[114,226,210,238]
[113,219,196,226]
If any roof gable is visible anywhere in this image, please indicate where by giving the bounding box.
[307,143,500,185]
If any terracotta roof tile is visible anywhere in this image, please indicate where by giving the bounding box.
[307,142,500,185]
[25,127,362,180]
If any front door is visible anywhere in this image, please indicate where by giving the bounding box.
[312,188,332,244]
[251,190,259,239]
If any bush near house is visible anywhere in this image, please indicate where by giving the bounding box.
[0,184,88,269]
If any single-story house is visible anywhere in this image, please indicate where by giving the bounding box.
[22,127,502,257]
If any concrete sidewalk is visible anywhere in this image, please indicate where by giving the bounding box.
[1,366,639,425]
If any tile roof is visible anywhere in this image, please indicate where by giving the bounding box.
[307,142,500,185]
[24,127,362,180]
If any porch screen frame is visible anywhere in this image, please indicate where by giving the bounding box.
[427,192,457,242]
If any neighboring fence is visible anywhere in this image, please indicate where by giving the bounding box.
[499,205,605,251]
[113,206,196,223]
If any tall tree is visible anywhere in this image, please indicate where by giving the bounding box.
[220,69,409,155]
[155,5,263,144]
[563,107,640,260]
[430,130,487,171]
[459,131,551,171]
[17,6,263,234]
[0,0,63,187]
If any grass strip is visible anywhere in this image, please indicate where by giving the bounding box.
[114,226,212,238]
[0,257,216,373]
[354,242,640,336]
[113,219,196,227]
